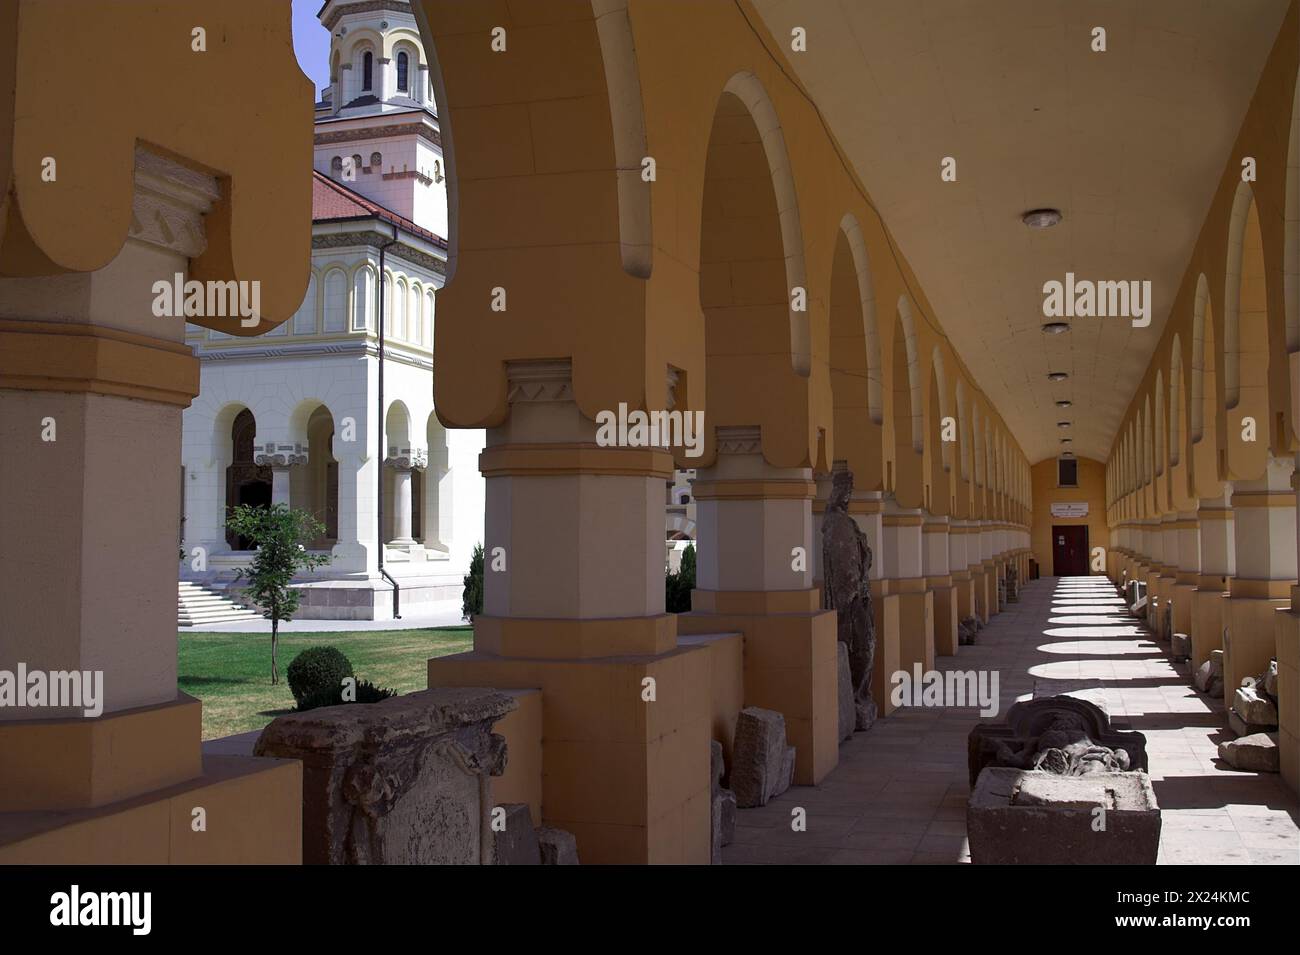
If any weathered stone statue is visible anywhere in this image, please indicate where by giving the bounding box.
[821,469,877,730]
[968,690,1147,785]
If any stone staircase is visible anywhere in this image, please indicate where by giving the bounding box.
[178,581,261,627]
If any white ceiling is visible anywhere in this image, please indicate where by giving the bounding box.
[752,0,1291,463]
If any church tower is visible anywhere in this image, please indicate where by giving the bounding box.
[313,1,447,237]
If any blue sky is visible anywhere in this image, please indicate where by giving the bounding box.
[292,0,332,97]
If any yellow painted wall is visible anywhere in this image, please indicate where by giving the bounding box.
[1031,456,1110,575]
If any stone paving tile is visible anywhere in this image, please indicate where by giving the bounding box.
[725,575,1300,866]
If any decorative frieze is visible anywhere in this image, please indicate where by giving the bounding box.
[254,444,308,467]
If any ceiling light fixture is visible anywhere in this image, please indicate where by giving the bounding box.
[1057,421,1071,428]
[1061,438,1073,444]
[1048,372,1069,382]
[1022,208,1063,229]
[1041,322,1070,335]
[1056,399,1072,408]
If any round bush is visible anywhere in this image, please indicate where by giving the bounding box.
[286,646,354,705]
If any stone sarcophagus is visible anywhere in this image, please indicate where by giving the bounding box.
[255,687,515,864]
[968,768,1161,865]
[967,690,1148,787]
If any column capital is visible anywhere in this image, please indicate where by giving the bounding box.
[386,446,428,470]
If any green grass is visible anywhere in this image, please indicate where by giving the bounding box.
[178,627,474,740]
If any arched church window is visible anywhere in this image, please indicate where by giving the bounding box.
[397,52,409,92]
[432,159,443,183]
[362,51,373,91]
[370,152,382,170]
[330,156,343,173]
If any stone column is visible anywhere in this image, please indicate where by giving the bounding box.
[0,148,298,859]
[1191,491,1235,671]
[384,448,425,548]
[680,424,838,784]
[1171,511,1200,639]
[883,496,933,676]
[950,520,975,625]
[1223,455,1297,703]
[1277,450,1300,794]
[271,466,292,506]
[924,515,957,656]
[428,360,713,863]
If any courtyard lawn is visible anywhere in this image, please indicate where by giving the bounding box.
[179,627,474,740]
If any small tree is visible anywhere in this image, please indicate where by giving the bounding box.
[225,504,331,684]
[665,542,696,613]
[462,542,484,622]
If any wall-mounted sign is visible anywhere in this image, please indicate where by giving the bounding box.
[1050,502,1088,519]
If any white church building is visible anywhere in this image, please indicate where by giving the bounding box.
[179,0,484,620]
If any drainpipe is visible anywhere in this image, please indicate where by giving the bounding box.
[377,221,401,619]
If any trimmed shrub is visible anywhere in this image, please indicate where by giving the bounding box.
[296,678,398,712]
[286,646,354,705]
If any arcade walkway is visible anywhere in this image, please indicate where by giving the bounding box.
[724,577,1300,865]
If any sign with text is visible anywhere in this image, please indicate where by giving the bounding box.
[1050,502,1089,519]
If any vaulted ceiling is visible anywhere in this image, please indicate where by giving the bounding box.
[753,0,1291,463]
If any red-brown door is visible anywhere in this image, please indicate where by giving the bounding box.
[1051,525,1089,576]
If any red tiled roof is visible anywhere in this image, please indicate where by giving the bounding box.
[311,170,447,249]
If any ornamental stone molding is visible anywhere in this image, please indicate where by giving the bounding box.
[506,359,574,405]
[314,121,441,150]
[716,426,763,456]
[128,147,221,258]
[255,443,309,467]
[311,231,447,273]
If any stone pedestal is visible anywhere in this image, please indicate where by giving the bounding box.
[255,687,515,864]
[968,768,1161,865]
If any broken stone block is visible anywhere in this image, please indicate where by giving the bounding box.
[958,617,978,646]
[1228,708,1276,739]
[718,789,737,845]
[537,827,580,865]
[709,739,737,863]
[491,803,540,865]
[967,767,1161,864]
[1194,651,1224,698]
[254,687,514,865]
[836,642,855,742]
[731,706,792,808]
[1170,632,1190,663]
[1232,686,1278,728]
[1218,732,1280,773]
[778,745,796,797]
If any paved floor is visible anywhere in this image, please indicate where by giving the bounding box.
[724,575,1300,864]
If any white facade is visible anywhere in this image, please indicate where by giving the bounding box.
[179,1,483,619]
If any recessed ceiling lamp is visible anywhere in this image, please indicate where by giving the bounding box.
[1060,437,1073,445]
[1048,372,1069,382]
[1041,322,1070,334]
[1057,421,1071,428]
[1061,450,1075,458]
[1022,208,1063,229]
[1056,399,1072,408]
